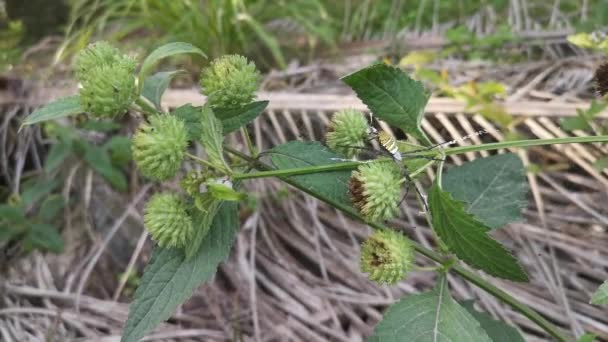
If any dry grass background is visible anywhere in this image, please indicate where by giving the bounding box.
[2,4,608,340]
[2,54,608,341]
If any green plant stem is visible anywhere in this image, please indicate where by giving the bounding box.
[231,135,608,181]
[224,146,570,342]
[438,135,608,156]
[240,127,257,158]
[231,159,376,180]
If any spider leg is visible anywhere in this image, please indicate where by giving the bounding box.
[398,165,429,213]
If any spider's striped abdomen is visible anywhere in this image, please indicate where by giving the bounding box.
[377,131,400,160]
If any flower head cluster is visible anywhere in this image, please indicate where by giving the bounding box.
[75,41,137,118]
[360,228,414,284]
[349,162,402,222]
[325,109,370,159]
[143,193,193,248]
[132,115,188,180]
[200,55,260,108]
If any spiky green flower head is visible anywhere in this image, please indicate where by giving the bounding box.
[78,58,138,118]
[349,162,402,222]
[200,54,260,108]
[143,193,194,248]
[360,228,414,285]
[74,41,125,81]
[132,115,189,180]
[326,109,370,158]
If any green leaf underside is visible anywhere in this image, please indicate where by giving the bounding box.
[141,70,186,110]
[341,63,429,143]
[428,183,528,282]
[442,154,528,229]
[185,195,221,260]
[44,140,72,173]
[461,301,525,342]
[590,280,608,305]
[200,106,230,172]
[139,42,206,82]
[20,179,59,207]
[122,202,237,342]
[24,223,64,253]
[21,96,83,127]
[38,194,65,222]
[83,145,127,192]
[172,102,267,139]
[171,104,203,140]
[370,276,492,342]
[213,101,268,134]
[267,141,351,206]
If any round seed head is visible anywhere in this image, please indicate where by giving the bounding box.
[200,54,260,108]
[325,109,370,158]
[132,115,189,180]
[144,193,193,248]
[74,41,125,82]
[360,228,414,284]
[78,55,138,118]
[349,162,402,222]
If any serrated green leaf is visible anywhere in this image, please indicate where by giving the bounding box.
[171,104,203,140]
[38,194,65,222]
[23,223,63,253]
[267,141,352,206]
[341,63,430,142]
[214,101,268,134]
[461,300,525,342]
[172,102,268,138]
[0,205,26,240]
[20,179,59,207]
[428,182,528,282]
[103,136,132,168]
[44,140,73,173]
[139,42,205,83]
[0,224,22,241]
[141,70,186,110]
[442,154,528,229]
[200,107,230,173]
[0,204,27,225]
[21,96,83,127]
[590,280,608,305]
[122,203,237,342]
[186,196,221,260]
[370,276,492,342]
[82,144,127,191]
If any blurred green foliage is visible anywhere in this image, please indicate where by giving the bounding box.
[0,120,132,255]
[58,0,608,69]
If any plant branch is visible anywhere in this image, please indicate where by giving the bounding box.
[224,146,570,342]
[185,152,222,171]
[430,135,608,157]
[231,159,379,180]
